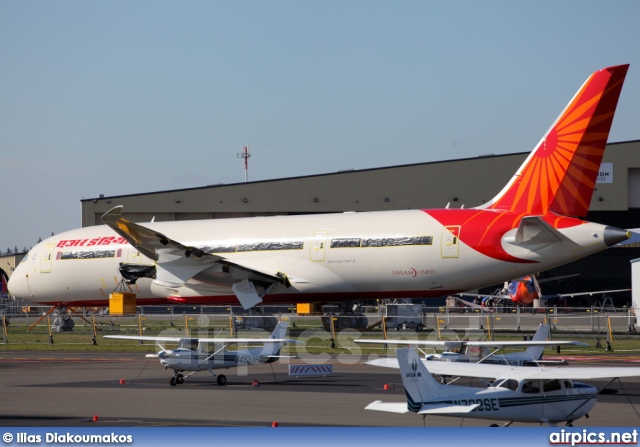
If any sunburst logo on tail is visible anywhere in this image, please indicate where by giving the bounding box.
[487,65,629,217]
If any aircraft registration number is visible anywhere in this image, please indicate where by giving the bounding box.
[451,398,499,412]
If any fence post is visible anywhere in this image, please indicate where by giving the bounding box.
[91,315,97,345]
[2,313,7,343]
[46,315,53,344]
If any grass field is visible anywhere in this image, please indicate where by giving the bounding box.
[2,314,640,357]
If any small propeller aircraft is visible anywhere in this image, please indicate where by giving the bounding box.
[104,321,298,386]
[366,347,640,426]
[357,324,586,366]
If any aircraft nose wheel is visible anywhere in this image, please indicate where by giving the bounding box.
[170,373,185,386]
[217,374,227,386]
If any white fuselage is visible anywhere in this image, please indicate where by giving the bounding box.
[416,380,597,424]
[159,348,277,372]
[8,208,617,307]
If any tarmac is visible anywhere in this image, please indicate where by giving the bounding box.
[2,351,640,427]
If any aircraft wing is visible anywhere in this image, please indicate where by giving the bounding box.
[104,335,297,344]
[101,206,291,306]
[104,335,190,343]
[418,403,479,414]
[356,339,453,347]
[355,339,587,347]
[366,358,640,381]
[556,289,631,298]
[365,401,478,414]
[365,401,410,414]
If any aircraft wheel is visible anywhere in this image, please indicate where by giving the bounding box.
[416,324,424,332]
[170,377,177,386]
[489,424,499,427]
[396,324,403,331]
[177,374,184,384]
[217,374,227,386]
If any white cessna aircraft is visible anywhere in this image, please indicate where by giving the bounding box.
[357,324,587,366]
[8,65,631,312]
[366,347,640,426]
[105,321,297,387]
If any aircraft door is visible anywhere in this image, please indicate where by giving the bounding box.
[40,243,56,273]
[441,226,460,258]
[541,379,565,422]
[309,231,328,262]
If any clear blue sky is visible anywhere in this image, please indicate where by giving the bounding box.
[2,1,639,251]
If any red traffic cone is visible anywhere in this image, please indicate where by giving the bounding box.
[383,384,390,390]
[92,415,99,422]
[119,379,126,385]
[271,421,279,427]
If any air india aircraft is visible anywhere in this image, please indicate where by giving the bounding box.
[8,65,632,314]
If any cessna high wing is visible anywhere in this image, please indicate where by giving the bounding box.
[8,65,632,311]
[104,321,297,387]
[357,324,586,366]
[366,347,640,426]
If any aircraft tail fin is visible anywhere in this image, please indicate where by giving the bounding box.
[523,323,551,360]
[264,321,289,356]
[482,64,629,217]
[396,347,444,412]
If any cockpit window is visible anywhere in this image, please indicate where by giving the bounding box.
[494,379,518,391]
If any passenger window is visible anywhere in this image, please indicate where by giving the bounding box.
[521,380,540,394]
[543,379,562,392]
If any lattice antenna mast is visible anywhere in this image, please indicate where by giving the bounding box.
[236,146,251,182]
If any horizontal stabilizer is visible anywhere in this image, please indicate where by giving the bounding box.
[418,403,479,414]
[515,216,563,244]
[365,401,409,414]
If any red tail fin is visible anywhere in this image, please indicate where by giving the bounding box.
[485,64,629,217]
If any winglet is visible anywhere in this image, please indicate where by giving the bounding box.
[484,64,629,217]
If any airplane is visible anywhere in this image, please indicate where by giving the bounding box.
[104,321,298,386]
[365,347,640,426]
[460,274,631,307]
[356,324,586,366]
[8,65,632,315]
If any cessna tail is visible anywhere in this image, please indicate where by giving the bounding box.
[8,65,632,310]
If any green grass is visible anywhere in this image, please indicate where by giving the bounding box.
[2,319,640,357]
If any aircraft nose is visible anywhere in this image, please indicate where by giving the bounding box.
[7,264,30,300]
[603,226,631,247]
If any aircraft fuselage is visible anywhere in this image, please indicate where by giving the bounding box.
[9,208,624,307]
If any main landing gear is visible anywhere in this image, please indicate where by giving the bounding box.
[168,371,227,386]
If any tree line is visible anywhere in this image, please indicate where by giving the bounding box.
[1,233,54,256]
